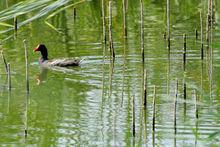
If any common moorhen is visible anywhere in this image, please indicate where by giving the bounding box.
[34,44,80,67]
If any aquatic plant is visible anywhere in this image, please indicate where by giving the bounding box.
[0,0,86,34]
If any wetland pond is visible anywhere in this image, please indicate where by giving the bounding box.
[0,0,220,146]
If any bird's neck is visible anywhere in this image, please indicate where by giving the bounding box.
[40,50,48,61]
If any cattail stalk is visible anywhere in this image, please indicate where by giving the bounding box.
[23,40,29,94]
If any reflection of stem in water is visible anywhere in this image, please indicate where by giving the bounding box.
[152,86,156,146]
[143,69,147,108]
[143,109,147,143]
[200,61,204,100]
[152,85,156,132]
[194,89,199,146]
[7,63,11,91]
[108,62,114,97]
[122,0,127,37]
[101,44,106,99]
[173,80,178,147]
[174,79,178,137]
[102,0,106,44]
[166,53,170,96]
[183,77,186,118]
[108,1,115,59]
[23,40,29,94]
[7,91,11,113]
[121,39,127,107]
[194,90,199,119]
[152,130,155,147]
[24,94,29,138]
[132,96,135,137]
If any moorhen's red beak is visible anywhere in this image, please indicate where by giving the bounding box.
[34,46,39,52]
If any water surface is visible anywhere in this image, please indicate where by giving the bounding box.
[0,0,220,146]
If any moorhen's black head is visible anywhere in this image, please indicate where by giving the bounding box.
[34,44,48,61]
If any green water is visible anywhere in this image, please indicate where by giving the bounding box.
[0,0,220,146]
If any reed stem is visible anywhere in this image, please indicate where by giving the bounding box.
[14,16,17,35]
[109,1,115,59]
[102,0,106,44]
[23,40,29,94]
[1,50,8,73]
[195,29,198,40]
[183,34,186,71]
[140,0,144,63]
[167,0,170,50]
[73,7,76,20]
[122,0,127,37]
[200,11,204,60]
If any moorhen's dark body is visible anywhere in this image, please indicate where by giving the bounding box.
[34,44,80,67]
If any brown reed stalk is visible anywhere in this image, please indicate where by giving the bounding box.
[102,0,106,44]
[109,1,115,59]
[200,11,204,60]
[195,29,198,40]
[140,0,144,63]
[23,40,29,94]
[167,0,170,50]
[73,8,76,20]
[14,16,17,34]
[183,34,186,71]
